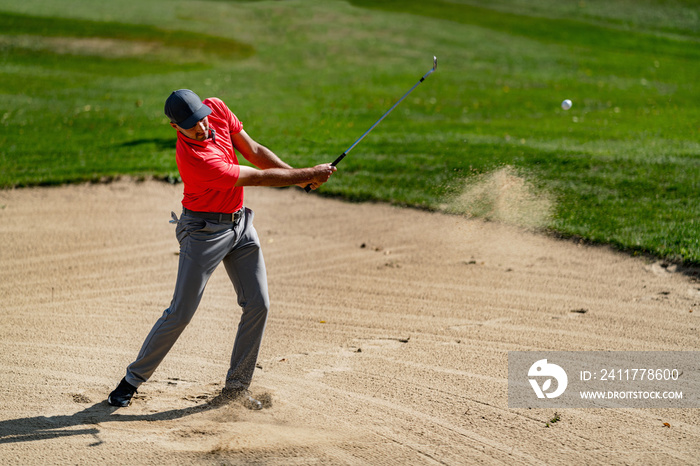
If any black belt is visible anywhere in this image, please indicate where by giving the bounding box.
[182,207,243,223]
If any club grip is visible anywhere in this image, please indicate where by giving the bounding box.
[303,152,346,193]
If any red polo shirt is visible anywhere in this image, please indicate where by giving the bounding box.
[176,97,244,213]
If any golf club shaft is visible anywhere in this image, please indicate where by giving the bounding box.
[305,57,437,192]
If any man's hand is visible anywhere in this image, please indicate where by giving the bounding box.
[303,163,337,190]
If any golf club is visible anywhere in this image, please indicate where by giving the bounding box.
[305,56,438,192]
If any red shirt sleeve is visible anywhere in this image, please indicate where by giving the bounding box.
[203,97,243,135]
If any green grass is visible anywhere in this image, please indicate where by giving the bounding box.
[0,0,698,264]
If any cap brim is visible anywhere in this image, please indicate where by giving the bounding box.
[178,103,212,129]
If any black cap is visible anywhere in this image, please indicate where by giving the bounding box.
[164,89,211,129]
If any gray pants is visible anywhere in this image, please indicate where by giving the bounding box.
[125,207,269,391]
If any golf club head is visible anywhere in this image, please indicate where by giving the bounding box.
[433,56,438,70]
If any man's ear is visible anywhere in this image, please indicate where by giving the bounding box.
[169,122,178,129]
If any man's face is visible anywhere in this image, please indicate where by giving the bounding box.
[171,116,210,142]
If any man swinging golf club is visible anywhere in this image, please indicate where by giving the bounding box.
[108,89,335,409]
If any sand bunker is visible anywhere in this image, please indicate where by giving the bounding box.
[0,179,697,464]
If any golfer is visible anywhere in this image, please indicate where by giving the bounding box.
[108,89,335,409]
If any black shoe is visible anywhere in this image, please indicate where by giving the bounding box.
[219,387,263,410]
[108,378,137,407]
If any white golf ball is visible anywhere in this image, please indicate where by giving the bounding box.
[561,99,572,110]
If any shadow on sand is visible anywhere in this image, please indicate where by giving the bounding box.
[0,396,231,446]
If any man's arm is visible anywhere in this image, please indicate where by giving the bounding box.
[231,130,292,170]
[231,129,334,189]
[235,164,335,189]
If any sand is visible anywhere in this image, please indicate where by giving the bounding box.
[0,179,698,465]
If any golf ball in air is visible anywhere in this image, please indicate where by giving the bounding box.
[561,99,572,110]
